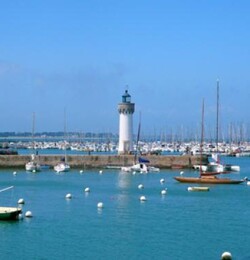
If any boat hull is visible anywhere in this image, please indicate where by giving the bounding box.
[54,162,70,173]
[187,186,210,191]
[0,207,22,220]
[174,176,244,184]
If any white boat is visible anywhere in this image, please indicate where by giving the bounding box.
[223,164,240,172]
[54,161,70,173]
[0,186,22,220]
[121,161,160,174]
[0,207,22,220]
[202,160,224,173]
[25,161,41,172]
[25,114,41,172]
[187,186,210,192]
[25,154,41,172]
[54,109,70,173]
[131,163,149,173]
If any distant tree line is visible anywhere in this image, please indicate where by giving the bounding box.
[0,132,118,139]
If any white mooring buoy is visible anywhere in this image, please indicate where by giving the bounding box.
[97,202,104,208]
[85,187,90,193]
[221,251,232,260]
[99,170,103,174]
[13,171,17,176]
[18,198,25,204]
[139,196,147,202]
[80,170,83,173]
[25,211,33,218]
[138,184,144,189]
[160,178,165,184]
[161,189,167,195]
[65,193,72,199]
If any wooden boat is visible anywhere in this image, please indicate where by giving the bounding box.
[0,207,22,220]
[174,99,244,185]
[175,175,244,184]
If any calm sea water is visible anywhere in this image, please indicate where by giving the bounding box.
[1,156,250,260]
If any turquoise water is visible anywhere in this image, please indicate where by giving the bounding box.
[1,156,250,259]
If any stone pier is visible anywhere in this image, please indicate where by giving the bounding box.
[0,154,208,169]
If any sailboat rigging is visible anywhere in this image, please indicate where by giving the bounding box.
[174,99,244,184]
[25,112,41,172]
[54,108,70,173]
[202,80,240,174]
[121,113,160,173]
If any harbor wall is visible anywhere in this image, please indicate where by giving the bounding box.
[0,154,208,169]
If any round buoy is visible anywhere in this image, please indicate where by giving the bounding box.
[65,193,72,199]
[187,187,192,191]
[25,211,33,218]
[138,184,144,189]
[32,170,36,173]
[161,189,167,195]
[18,214,23,220]
[180,171,184,175]
[97,202,104,208]
[221,251,232,260]
[140,196,147,201]
[160,178,165,184]
[247,181,250,186]
[79,170,83,173]
[99,170,103,174]
[132,171,136,175]
[13,171,17,176]
[18,198,25,204]
[85,187,90,192]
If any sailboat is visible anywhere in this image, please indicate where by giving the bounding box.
[25,112,41,172]
[202,80,240,175]
[54,109,70,173]
[174,99,245,184]
[121,113,160,173]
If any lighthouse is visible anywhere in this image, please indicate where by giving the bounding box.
[118,90,135,154]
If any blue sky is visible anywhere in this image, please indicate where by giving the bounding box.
[0,1,250,137]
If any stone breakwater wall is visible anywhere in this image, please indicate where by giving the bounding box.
[0,154,208,169]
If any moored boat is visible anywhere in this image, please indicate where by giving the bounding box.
[187,186,210,191]
[25,155,41,172]
[0,207,22,220]
[175,98,244,185]
[175,175,245,184]
[54,161,70,173]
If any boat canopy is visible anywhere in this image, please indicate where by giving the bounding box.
[139,157,150,163]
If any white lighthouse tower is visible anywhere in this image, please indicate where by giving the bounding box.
[118,90,135,154]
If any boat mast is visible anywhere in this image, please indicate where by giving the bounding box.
[32,112,35,154]
[216,80,219,153]
[64,107,67,163]
[200,99,205,176]
[134,112,141,164]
